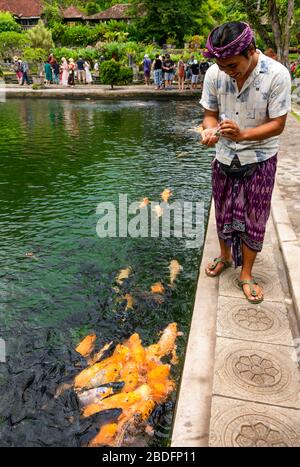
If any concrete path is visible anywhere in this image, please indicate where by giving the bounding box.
[172,111,300,447]
[0,83,201,100]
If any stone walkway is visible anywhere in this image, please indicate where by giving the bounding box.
[0,83,201,100]
[172,111,300,447]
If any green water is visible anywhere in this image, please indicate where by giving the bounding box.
[0,98,212,446]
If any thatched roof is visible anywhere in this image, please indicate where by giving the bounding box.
[0,0,43,17]
[62,6,84,19]
[85,3,132,21]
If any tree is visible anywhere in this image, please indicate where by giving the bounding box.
[131,0,204,45]
[0,32,28,59]
[223,0,295,66]
[26,20,54,53]
[0,11,21,33]
[99,59,121,89]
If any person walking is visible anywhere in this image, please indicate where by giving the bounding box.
[13,57,22,85]
[21,60,30,85]
[200,21,291,304]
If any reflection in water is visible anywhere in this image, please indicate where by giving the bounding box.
[0,98,212,446]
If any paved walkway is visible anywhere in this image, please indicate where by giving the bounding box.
[0,83,201,100]
[172,111,300,447]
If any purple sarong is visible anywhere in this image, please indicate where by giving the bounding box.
[212,155,277,267]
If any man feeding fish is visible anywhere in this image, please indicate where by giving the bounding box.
[200,21,291,304]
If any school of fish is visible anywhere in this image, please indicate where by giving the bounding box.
[73,323,181,447]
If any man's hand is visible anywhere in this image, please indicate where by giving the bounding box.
[219,119,244,142]
[200,128,220,147]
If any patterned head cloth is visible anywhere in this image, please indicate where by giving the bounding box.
[202,23,253,59]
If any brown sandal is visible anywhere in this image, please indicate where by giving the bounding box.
[205,257,232,277]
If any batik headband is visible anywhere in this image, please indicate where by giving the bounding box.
[202,23,253,59]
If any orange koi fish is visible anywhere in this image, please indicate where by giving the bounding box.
[161,188,173,203]
[116,267,132,285]
[75,334,97,358]
[150,282,165,294]
[87,340,113,366]
[88,423,118,447]
[169,260,182,287]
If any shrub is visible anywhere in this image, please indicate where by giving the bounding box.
[26,20,54,52]
[0,31,28,59]
[99,59,121,89]
[0,11,21,33]
[118,66,133,85]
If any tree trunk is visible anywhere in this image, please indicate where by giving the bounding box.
[268,0,294,67]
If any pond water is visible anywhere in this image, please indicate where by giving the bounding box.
[0,98,212,447]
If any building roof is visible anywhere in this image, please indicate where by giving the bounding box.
[0,0,43,17]
[85,3,132,20]
[62,6,84,19]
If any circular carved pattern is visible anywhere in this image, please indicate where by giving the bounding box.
[232,307,274,331]
[234,353,281,387]
[223,414,298,447]
[224,349,291,396]
[236,422,287,447]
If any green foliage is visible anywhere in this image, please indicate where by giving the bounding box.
[26,20,54,52]
[0,31,28,58]
[86,2,100,15]
[23,47,48,64]
[131,0,205,45]
[118,66,133,84]
[99,59,121,88]
[43,1,63,28]
[0,11,21,33]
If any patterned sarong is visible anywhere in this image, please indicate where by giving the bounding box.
[212,155,277,267]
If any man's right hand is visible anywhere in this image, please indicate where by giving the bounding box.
[200,128,220,147]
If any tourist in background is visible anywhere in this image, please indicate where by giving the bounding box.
[13,57,22,85]
[152,54,163,90]
[143,54,152,86]
[177,56,186,91]
[21,60,30,86]
[84,60,93,85]
[52,59,60,85]
[163,53,175,90]
[68,58,76,86]
[44,60,53,85]
[185,54,195,89]
[191,59,200,90]
[61,57,69,86]
[76,57,86,84]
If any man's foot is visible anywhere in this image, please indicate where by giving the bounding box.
[238,277,264,303]
[205,257,232,277]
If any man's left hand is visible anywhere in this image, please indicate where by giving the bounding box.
[219,119,244,142]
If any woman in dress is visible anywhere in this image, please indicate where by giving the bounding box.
[177,57,186,91]
[44,61,53,85]
[84,61,93,84]
[61,57,69,86]
[68,58,75,86]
